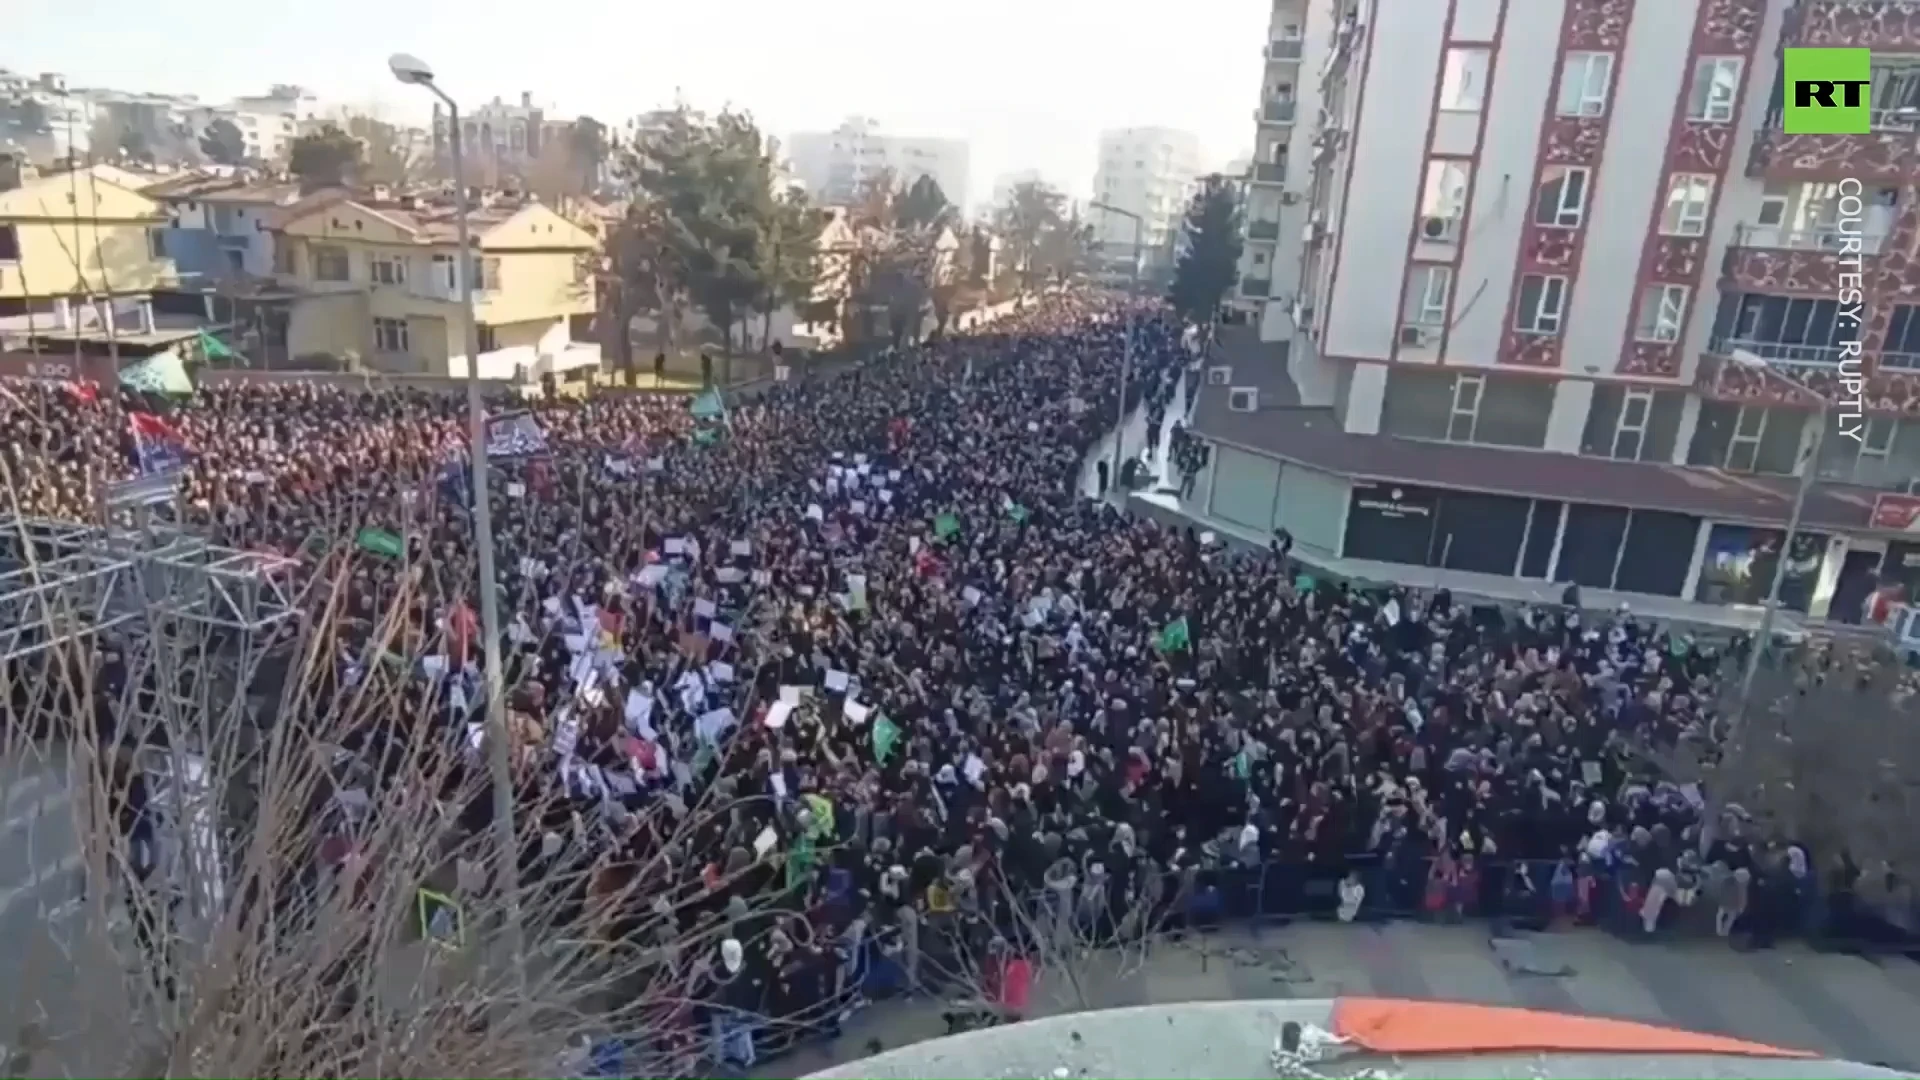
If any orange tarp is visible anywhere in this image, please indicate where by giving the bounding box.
[1330,997,1816,1059]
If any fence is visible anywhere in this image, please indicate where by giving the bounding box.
[575,853,1918,1076]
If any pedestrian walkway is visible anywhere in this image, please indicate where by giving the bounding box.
[760,922,1920,1077]
[1078,373,1185,501]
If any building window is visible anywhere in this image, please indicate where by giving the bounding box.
[370,255,407,286]
[1869,60,1920,129]
[1634,284,1690,342]
[1581,385,1681,463]
[1659,173,1714,236]
[1555,51,1614,117]
[468,255,499,291]
[1402,265,1452,326]
[1688,402,1803,475]
[1884,304,1920,368]
[1714,292,1850,363]
[311,245,350,282]
[373,317,410,354]
[148,228,168,259]
[1515,275,1569,335]
[1417,159,1470,242]
[1533,166,1590,228]
[0,226,20,261]
[1686,57,1743,122]
[1439,47,1490,112]
[478,324,500,353]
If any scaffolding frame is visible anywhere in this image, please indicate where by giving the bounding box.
[1,490,305,924]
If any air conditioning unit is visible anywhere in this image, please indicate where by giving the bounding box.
[1207,365,1233,385]
[1398,325,1438,348]
[1228,387,1259,412]
[1421,216,1457,241]
[1280,191,1302,206]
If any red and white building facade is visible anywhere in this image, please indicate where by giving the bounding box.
[1207,0,1920,622]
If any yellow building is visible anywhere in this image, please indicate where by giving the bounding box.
[0,166,177,313]
[270,190,601,377]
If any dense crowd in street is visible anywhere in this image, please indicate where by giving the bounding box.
[0,294,1882,1070]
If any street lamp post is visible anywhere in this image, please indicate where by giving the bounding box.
[388,52,525,986]
[1090,201,1144,501]
[1727,349,1827,722]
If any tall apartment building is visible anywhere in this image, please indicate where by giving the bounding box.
[1190,0,1920,625]
[1089,127,1204,271]
[432,93,571,179]
[785,117,970,209]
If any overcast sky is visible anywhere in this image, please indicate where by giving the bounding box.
[12,0,1266,204]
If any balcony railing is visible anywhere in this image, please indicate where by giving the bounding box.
[1252,162,1288,184]
[1265,38,1304,62]
[1247,219,1281,240]
[1730,223,1887,255]
[1881,351,1920,371]
[1709,336,1847,368]
[1241,276,1272,297]
[1259,99,1298,125]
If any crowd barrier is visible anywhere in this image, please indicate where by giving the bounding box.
[576,854,1919,1076]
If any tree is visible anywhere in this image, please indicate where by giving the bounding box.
[895,174,953,232]
[345,116,417,187]
[599,195,693,376]
[1167,175,1244,325]
[288,124,364,192]
[199,118,247,166]
[993,180,1070,291]
[0,531,806,1078]
[1661,643,1920,902]
[618,106,802,381]
[566,117,607,194]
[751,189,825,351]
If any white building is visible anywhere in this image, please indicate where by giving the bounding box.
[1088,127,1204,267]
[786,117,970,209]
[1184,0,1920,625]
[990,168,1045,210]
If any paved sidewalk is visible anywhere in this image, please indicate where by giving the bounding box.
[760,922,1920,1077]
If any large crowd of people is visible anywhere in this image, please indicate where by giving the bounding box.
[0,294,1878,1070]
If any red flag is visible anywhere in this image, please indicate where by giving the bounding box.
[128,412,183,441]
[448,602,478,666]
[65,382,97,404]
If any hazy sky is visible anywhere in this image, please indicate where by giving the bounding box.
[11,0,1266,204]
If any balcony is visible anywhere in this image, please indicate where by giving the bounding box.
[1265,38,1304,62]
[1251,162,1289,185]
[1785,0,1920,51]
[1721,222,1887,294]
[1240,276,1272,298]
[1247,219,1281,241]
[1257,99,1298,125]
[1747,115,1920,185]
[1696,338,1849,407]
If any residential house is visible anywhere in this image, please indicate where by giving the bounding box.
[0,165,176,333]
[143,171,301,281]
[269,190,599,378]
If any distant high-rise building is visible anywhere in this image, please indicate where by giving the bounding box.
[990,168,1045,210]
[786,117,969,209]
[1088,127,1204,270]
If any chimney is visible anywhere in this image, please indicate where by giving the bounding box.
[521,91,532,108]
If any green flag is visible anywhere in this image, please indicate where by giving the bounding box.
[1232,750,1250,780]
[355,527,404,558]
[933,512,961,541]
[1006,503,1030,523]
[1156,616,1190,653]
[689,388,727,422]
[872,713,901,764]
[693,427,721,446]
[198,329,236,361]
[786,833,817,891]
